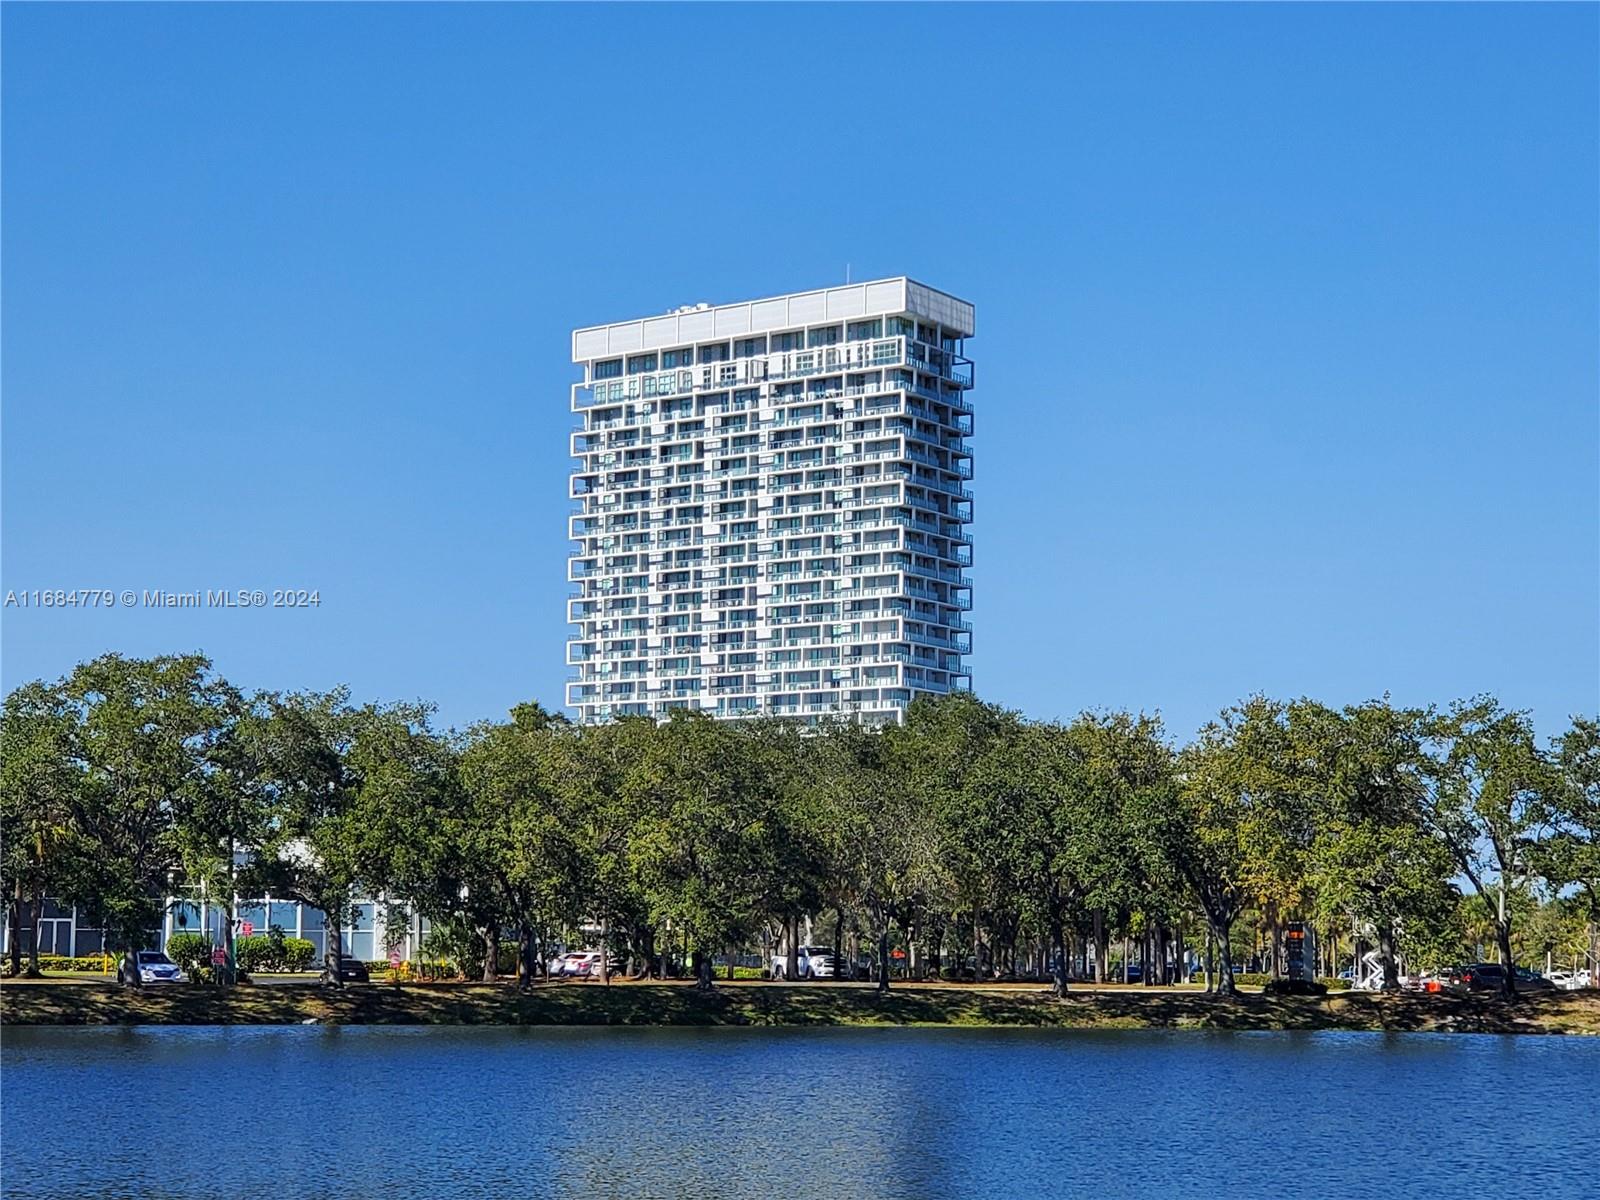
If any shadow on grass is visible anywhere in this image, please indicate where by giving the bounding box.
[2,981,1595,1035]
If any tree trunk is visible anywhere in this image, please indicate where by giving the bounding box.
[786,914,800,981]
[1203,928,1214,993]
[1212,917,1237,995]
[121,944,141,989]
[6,886,21,977]
[971,911,982,982]
[876,921,891,994]
[518,921,535,991]
[1376,924,1401,992]
[222,894,236,987]
[323,908,343,987]
[692,947,713,991]
[599,917,610,986]
[1049,913,1068,998]
[1122,934,1131,983]
[1494,921,1518,999]
[1093,908,1106,984]
[481,926,497,983]
[25,888,42,978]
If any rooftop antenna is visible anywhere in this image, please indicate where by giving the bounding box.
[845,262,851,284]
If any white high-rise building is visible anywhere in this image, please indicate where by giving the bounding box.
[566,278,974,727]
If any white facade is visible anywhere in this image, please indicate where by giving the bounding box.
[566,278,975,727]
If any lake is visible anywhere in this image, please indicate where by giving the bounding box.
[2,1026,1594,1198]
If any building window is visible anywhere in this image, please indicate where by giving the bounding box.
[627,353,658,374]
[773,331,804,353]
[735,336,767,358]
[698,342,729,364]
[807,325,842,348]
[594,359,623,380]
[887,317,915,339]
[847,319,882,342]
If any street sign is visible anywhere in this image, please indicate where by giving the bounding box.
[240,921,254,938]
[211,945,226,966]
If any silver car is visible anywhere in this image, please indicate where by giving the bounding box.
[121,951,185,984]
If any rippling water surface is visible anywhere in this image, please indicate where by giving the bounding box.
[2,1025,1594,1198]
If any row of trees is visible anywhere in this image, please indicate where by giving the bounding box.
[3,653,1596,998]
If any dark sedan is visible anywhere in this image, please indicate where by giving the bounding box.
[333,958,369,983]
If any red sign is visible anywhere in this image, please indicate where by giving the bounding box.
[211,946,226,966]
[891,950,907,960]
[240,921,254,938]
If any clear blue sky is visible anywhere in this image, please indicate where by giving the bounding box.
[3,4,1596,742]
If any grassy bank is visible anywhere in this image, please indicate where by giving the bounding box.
[4,980,1598,1034]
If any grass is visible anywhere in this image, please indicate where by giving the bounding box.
[3,978,1598,1034]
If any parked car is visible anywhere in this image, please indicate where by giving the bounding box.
[1459,963,1506,992]
[559,951,615,979]
[1514,967,1557,993]
[770,945,839,980]
[334,958,369,983]
[1546,969,1592,991]
[548,952,586,976]
[119,951,184,985]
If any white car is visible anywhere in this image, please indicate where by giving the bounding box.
[770,945,839,980]
[557,951,614,979]
[121,951,185,985]
[1546,969,1592,991]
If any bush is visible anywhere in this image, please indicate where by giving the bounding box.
[165,933,211,976]
[282,938,316,972]
[1319,976,1352,992]
[37,955,112,973]
[233,936,275,973]
[1263,978,1329,997]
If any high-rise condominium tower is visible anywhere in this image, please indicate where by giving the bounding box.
[566,278,974,726]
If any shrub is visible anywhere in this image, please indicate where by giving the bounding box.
[233,937,272,973]
[38,955,112,973]
[281,938,316,972]
[1263,978,1329,997]
[165,933,211,977]
[1319,976,1352,992]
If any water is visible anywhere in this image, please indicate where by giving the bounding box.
[2,1026,1594,1199]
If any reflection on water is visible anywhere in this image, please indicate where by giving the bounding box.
[2,1025,1595,1199]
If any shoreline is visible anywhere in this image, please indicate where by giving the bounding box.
[4,981,1597,1035]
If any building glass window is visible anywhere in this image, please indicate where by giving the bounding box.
[847,319,882,342]
[627,353,658,374]
[594,359,623,380]
[807,325,842,348]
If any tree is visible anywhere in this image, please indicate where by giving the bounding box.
[456,702,582,988]
[248,691,443,986]
[60,654,227,987]
[1547,716,1600,983]
[1421,698,1558,998]
[1158,698,1300,996]
[1,681,85,976]
[625,712,775,990]
[895,693,1021,983]
[1295,699,1459,990]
